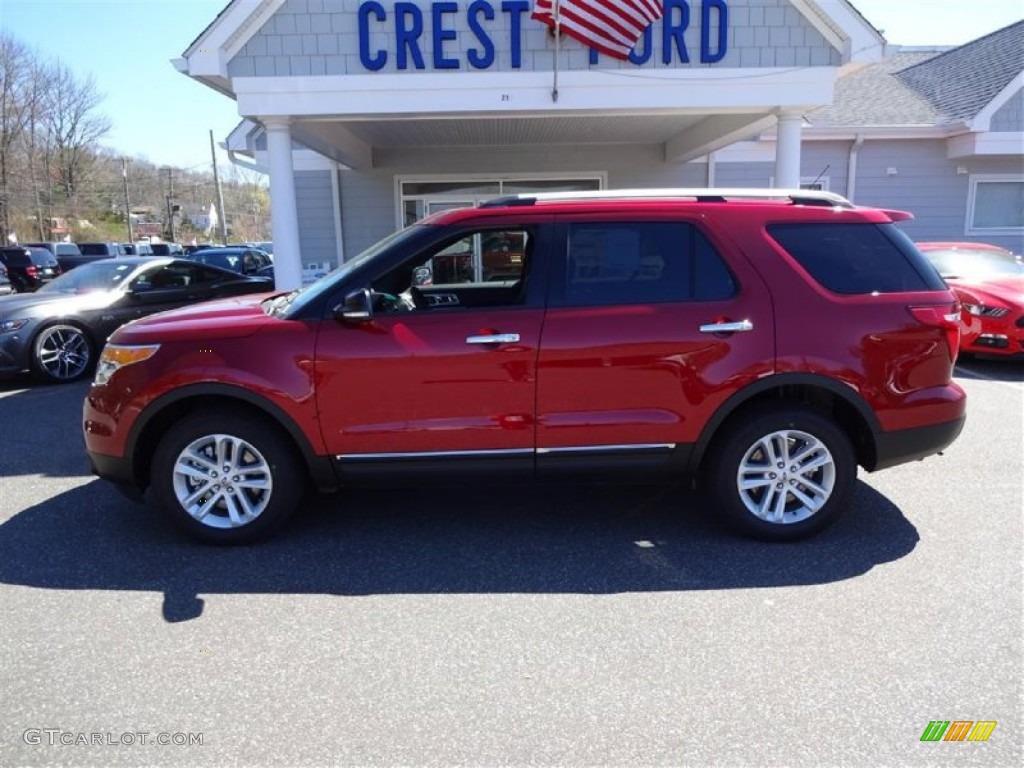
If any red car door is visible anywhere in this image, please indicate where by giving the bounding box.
[314,220,549,475]
[536,214,774,474]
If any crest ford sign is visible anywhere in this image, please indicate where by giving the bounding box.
[357,0,729,70]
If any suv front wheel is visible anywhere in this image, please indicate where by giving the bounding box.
[709,405,856,541]
[151,411,304,544]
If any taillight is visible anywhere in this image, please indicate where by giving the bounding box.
[25,265,38,277]
[909,304,961,363]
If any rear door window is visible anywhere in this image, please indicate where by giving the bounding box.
[767,223,946,294]
[556,221,736,307]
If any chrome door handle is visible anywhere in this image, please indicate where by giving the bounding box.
[466,333,520,345]
[699,320,754,334]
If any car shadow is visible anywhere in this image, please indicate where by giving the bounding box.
[0,477,918,623]
[0,377,93,478]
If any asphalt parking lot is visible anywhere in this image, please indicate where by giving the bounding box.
[0,360,1020,767]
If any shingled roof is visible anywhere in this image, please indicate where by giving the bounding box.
[895,20,1024,122]
[809,51,945,127]
[808,20,1024,129]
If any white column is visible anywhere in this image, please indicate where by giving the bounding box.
[264,117,302,291]
[773,112,803,189]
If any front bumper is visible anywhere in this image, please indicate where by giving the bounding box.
[87,450,145,501]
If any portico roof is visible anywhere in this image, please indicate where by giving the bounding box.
[177,0,886,167]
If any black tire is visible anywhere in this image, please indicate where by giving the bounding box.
[31,323,95,383]
[150,410,305,544]
[708,405,856,541]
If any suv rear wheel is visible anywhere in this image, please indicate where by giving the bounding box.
[151,411,304,544]
[709,405,855,541]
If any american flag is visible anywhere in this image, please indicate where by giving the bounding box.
[531,0,664,61]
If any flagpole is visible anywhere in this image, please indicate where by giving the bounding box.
[552,0,560,102]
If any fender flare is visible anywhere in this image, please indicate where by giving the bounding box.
[127,382,339,491]
[687,372,881,473]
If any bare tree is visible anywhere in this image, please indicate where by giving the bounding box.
[0,32,31,238]
[39,60,111,210]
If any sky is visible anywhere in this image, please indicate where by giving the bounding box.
[0,0,1021,172]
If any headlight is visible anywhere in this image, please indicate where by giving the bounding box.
[962,303,1009,318]
[93,344,160,386]
[0,318,28,333]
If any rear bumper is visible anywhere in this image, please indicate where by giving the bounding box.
[870,415,966,471]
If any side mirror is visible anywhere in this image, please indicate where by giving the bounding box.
[334,288,373,322]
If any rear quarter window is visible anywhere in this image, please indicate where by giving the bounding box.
[767,223,946,294]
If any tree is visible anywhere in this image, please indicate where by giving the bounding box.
[39,61,111,208]
[0,32,35,238]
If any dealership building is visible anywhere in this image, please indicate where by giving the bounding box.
[174,1,1024,288]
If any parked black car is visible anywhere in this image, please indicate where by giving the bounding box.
[0,257,274,383]
[149,242,185,256]
[58,242,129,272]
[78,242,129,257]
[122,242,154,256]
[0,246,62,292]
[0,261,12,295]
[25,241,83,260]
[187,246,273,276]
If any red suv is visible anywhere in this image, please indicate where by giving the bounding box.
[83,189,966,544]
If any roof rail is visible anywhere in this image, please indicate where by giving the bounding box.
[479,188,854,209]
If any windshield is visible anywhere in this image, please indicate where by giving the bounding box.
[275,224,427,317]
[922,248,1023,280]
[37,260,139,294]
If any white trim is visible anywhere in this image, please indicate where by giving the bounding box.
[184,0,283,76]
[773,112,803,188]
[330,164,344,266]
[802,0,887,65]
[971,75,1024,132]
[947,132,1024,159]
[965,174,1024,236]
[233,68,838,118]
[714,141,777,163]
[787,0,846,53]
[664,114,777,163]
[291,149,337,172]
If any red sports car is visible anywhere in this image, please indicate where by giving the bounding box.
[917,242,1024,358]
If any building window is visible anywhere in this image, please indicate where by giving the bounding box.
[398,175,604,227]
[967,175,1024,234]
[767,177,830,191]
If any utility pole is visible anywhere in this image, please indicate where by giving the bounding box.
[209,129,228,245]
[164,166,176,242]
[121,157,134,244]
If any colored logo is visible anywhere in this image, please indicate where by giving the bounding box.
[920,721,997,742]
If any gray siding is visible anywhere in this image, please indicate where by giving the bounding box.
[850,140,1020,250]
[340,144,708,255]
[990,89,1024,132]
[295,170,340,268]
[334,138,1022,257]
[229,0,840,77]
